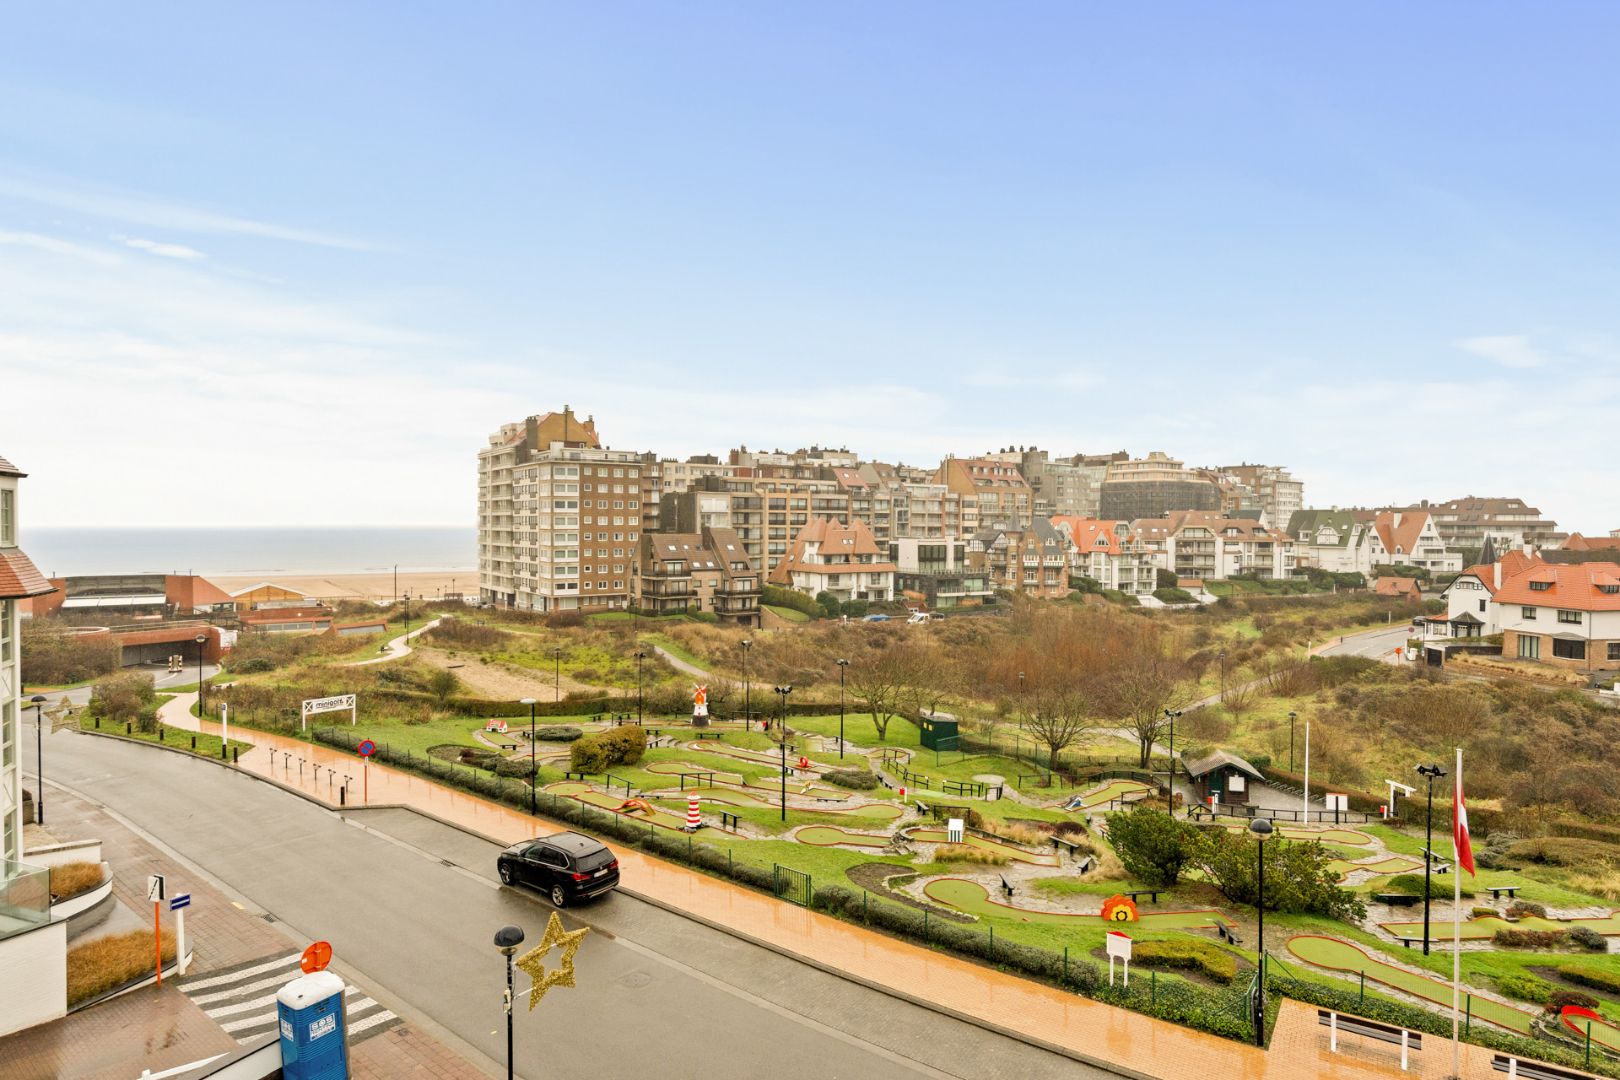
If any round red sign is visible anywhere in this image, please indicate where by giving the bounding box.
[357,739,376,758]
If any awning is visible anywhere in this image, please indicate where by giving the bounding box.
[61,594,168,608]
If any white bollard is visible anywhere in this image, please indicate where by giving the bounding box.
[1399,1028,1409,1071]
[1329,1011,1338,1052]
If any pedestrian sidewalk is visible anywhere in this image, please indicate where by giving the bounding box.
[346,618,441,666]
[0,782,481,1080]
[154,692,1546,1080]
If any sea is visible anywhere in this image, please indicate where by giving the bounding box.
[20,526,477,578]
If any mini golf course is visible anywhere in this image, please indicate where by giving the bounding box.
[645,758,850,800]
[1379,910,1620,941]
[1557,1009,1620,1054]
[924,878,1233,929]
[1064,779,1153,811]
[1285,935,1533,1034]
[1327,855,1426,882]
[544,781,690,830]
[794,825,893,848]
[1219,823,1373,846]
[647,791,904,822]
[908,829,1061,866]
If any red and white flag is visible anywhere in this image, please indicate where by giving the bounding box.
[1453,755,1475,876]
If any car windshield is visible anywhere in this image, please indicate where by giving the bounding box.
[574,848,615,872]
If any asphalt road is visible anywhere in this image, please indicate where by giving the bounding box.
[1317,624,1412,662]
[36,728,1114,1080]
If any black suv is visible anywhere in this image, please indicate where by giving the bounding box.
[497,832,619,907]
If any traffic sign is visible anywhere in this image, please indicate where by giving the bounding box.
[300,940,333,974]
[357,739,376,758]
[146,874,165,902]
[170,893,191,911]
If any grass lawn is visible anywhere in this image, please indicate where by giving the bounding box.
[641,633,705,669]
[764,604,811,623]
[788,713,922,748]
[24,678,97,693]
[80,714,251,759]
[794,825,893,848]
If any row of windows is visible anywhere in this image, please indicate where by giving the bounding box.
[1521,608,1585,623]
[1517,636,1620,661]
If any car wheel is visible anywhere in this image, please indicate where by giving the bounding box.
[550,884,567,908]
[499,864,512,885]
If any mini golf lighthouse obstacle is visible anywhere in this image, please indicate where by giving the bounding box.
[685,791,702,831]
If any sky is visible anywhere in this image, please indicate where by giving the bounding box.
[3,3,1618,532]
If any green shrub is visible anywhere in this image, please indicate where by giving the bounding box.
[494,756,540,778]
[1568,927,1609,952]
[1505,899,1547,919]
[1132,939,1238,984]
[1470,906,1498,919]
[1496,972,1552,1003]
[233,657,276,674]
[1547,989,1600,1012]
[536,726,584,742]
[1107,807,1202,888]
[762,584,820,618]
[1153,587,1196,604]
[1493,928,1566,949]
[1561,964,1620,994]
[20,622,122,685]
[1507,837,1620,868]
[824,767,879,790]
[1387,873,1475,899]
[569,726,646,773]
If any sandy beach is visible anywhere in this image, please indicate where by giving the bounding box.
[210,570,474,603]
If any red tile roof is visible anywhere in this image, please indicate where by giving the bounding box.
[1563,533,1620,552]
[1373,576,1419,597]
[1049,516,1128,554]
[0,548,56,599]
[1373,511,1430,556]
[0,455,24,478]
[1495,561,1620,612]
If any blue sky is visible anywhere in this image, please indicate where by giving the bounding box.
[3,3,1617,531]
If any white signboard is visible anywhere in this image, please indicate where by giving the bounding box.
[1227,775,1246,793]
[946,818,965,844]
[1106,931,1132,986]
[1326,793,1349,811]
[300,694,357,729]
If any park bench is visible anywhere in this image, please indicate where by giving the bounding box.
[1051,835,1084,858]
[915,799,931,816]
[1075,855,1094,875]
[495,739,522,751]
[1488,885,1522,901]
[1492,1053,1592,1080]
[1216,923,1243,947]
[719,811,740,831]
[1123,889,1161,905]
[999,876,1015,900]
[1319,1009,1421,1071]
[1374,893,1423,907]
[564,770,592,781]
[695,731,723,740]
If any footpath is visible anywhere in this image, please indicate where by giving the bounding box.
[153,691,1542,1080]
[1,783,478,1079]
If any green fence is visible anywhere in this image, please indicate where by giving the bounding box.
[773,864,812,907]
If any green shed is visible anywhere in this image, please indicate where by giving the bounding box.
[918,711,959,751]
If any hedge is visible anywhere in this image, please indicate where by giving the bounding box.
[1562,965,1620,995]
[1266,974,1620,1078]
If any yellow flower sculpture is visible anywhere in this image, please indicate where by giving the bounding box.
[516,912,590,1010]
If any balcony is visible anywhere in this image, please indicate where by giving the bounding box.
[0,862,50,941]
[641,580,692,598]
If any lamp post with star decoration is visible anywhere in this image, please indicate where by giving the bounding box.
[498,911,589,1075]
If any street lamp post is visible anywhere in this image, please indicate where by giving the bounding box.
[774,685,792,821]
[552,647,562,705]
[522,698,537,815]
[635,651,645,722]
[194,633,208,718]
[1249,817,1274,1046]
[836,659,849,760]
[494,925,525,1080]
[741,640,752,726]
[30,694,46,826]
[1163,708,1182,814]
[1218,648,1228,702]
[1288,711,1297,772]
[1415,763,1447,955]
[1017,671,1025,732]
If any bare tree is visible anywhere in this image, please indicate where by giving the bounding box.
[847,642,909,740]
[1087,621,1195,768]
[1024,687,1094,770]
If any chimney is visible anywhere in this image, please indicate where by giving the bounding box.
[1494,560,1501,590]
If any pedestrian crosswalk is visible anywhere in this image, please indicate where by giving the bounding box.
[179,952,402,1045]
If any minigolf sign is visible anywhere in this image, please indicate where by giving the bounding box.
[1106,930,1132,987]
[1100,894,1140,923]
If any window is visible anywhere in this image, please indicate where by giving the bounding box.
[1479,600,1487,613]
[1558,610,1582,624]
[1529,580,1551,592]
[1518,635,1540,660]
[1522,607,1537,620]
[1553,638,1586,660]
[1610,642,1620,662]
[0,489,12,545]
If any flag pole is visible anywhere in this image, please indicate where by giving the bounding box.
[1451,745,1463,1079]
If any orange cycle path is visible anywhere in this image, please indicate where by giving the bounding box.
[155,694,1559,1080]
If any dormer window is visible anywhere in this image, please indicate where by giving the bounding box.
[1601,584,1620,595]
[1529,581,1551,591]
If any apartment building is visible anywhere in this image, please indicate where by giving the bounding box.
[1,454,54,870]
[1497,561,1620,672]
[1048,517,1157,595]
[1219,464,1305,527]
[477,408,654,612]
[751,476,851,571]
[968,519,1070,598]
[1363,510,1462,576]
[998,448,1124,518]
[768,517,896,603]
[1099,452,1222,520]
[660,476,766,572]
[891,538,994,609]
[1286,509,1375,577]
[1133,511,1295,580]
[633,527,760,627]
[1384,496,1564,555]
[935,456,1033,530]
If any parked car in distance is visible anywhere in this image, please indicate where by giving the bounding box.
[862,613,889,622]
[497,831,619,907]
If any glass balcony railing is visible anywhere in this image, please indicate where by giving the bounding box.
[0,861,50,941]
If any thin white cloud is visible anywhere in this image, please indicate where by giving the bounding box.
[0,175,373,251]
[961,369,1102,390]
[0,229,119,265]
[1455,334,1552,369]
[122,236,206,261]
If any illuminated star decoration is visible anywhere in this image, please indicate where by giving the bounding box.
[515,912,589,1011]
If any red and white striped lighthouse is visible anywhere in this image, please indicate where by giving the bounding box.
[686,791,702,832]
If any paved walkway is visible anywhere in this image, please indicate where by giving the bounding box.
[347,618,442,666]
[148,693,1558,1080]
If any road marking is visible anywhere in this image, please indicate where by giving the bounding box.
[181,954,399,1045]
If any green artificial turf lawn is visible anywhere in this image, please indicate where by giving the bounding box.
[1220,823,1373,846]
[1379,911,1620,941]
[1070,779,1154,809]
[1326,855,1426,882]
[1285,935,1534,1035]
[923,878,1232,930]
[794,825,893,848]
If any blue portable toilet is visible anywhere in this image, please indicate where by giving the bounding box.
[277,969,350,1080]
